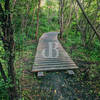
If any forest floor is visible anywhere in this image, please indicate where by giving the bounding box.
[15,40,99,100]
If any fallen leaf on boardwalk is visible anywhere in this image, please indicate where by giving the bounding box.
[54,90,56,94]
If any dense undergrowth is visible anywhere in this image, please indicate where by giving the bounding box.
[61,29,100,97]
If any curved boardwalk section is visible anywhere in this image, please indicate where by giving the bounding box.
[32,32,78,72]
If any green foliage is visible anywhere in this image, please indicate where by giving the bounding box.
[0,80,9,99]
[0,0,99,99]
[0,41,5,62]
[62,26,100,97]
[0,78,14,100]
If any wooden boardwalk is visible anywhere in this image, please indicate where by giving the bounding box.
[32,32,78,72]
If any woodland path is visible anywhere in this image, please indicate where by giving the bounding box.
[32,32,78,72]
[29,32,95,99]
[21,32,97,100]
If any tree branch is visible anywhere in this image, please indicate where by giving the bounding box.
[76,0,100,40]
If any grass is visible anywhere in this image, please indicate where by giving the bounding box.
[15,40,38,99]
[60,32,100,97]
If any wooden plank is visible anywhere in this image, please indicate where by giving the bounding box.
[34,60,73,63]
[33,64,77,68]
[34,62,75,66]
[32,32,78,72]
[33,64,78,69]
[32,66,78,72]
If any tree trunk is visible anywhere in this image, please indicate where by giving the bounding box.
[35,0,41,40]
[59,0,64,39]
[0,1,17,99]
[5,1,17,99]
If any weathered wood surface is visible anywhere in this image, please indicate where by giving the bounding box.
[32,32,78,72]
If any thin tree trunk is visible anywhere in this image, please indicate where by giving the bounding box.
[35,0,41,40]
[59,0,64,39]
